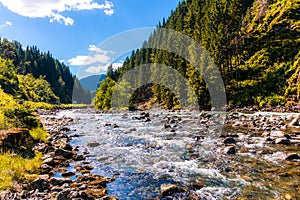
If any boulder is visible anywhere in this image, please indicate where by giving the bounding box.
[43,157,54,166]
[270,131,284,138]
[223,137,236,145]
[0,128,35,156]
[160,184,185,197]
[60,143,73,151]
[275,138,290,145]
[261,132,270,137]
[61,171,76,177]
[55,148,74,159]
[74,154,85,161]
[27,175,50,192]
[50,178,72,186]
[288,116,300,128]
[87,141,100,148]
[223,146,236,155]
[40,164,54,174]
[57,189,70,200]
[285,153,300,161]
[144,118,151,122]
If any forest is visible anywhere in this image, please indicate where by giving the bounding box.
[0,38,91,104]
[95,0,300,110]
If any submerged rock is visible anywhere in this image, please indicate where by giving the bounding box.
[87,141,101,148]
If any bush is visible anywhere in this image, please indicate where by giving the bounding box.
[29,127,49,143]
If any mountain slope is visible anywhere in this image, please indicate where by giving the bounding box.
[95,0,300,110]
[80,74,106,92]
[0,38,91,104]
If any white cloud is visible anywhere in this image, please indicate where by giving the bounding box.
[68,44,123,76]
[0,0,114,26]
[85,64,109,73]
[5,21,12,26]
[88,44,109,54]
[112,61,123,69]
[68,45,113,65]
[50,13,74,26]
[104,9,114,16]
[0,21,12,29]
[68,54,111,66]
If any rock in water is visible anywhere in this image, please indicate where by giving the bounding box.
[275,138,290,145]
[223,137,236,145]
[87,141,100,148]
[55,148,74,159]
[285,153,300,160]
[270,131,284,138]
[160,184,185,197]
[223,146,236,155]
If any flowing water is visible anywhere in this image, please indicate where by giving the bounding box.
[52,109,300,199]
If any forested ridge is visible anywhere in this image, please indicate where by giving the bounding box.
[0,38,91,104]
[95,0,300,110]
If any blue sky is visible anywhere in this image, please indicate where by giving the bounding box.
[0,0,179,78]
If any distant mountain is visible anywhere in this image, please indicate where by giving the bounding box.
[80,74,106,92]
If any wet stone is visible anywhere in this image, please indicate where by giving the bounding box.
[87,141,100,148]
[144,118,151,122]
[275,138,290,145]
[160,184,186,197]
[50,178,73,186]
[285,153,300,161]
[27,175,50,192]
[61,171,76,177]
[223,137,236,145]
[223,146,236,155]
[55,148,74,159]
[43,157,54,166]
[74,154,85,161]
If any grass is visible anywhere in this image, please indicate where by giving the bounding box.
[0,151,42,190]
[24,101,91,110]
[29,127,49,143]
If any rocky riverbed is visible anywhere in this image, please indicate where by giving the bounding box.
[1,108,300,199]
[0,109,117,200]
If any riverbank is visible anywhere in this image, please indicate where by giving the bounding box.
[0,109,116,200]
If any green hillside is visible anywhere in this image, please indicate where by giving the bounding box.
[0,38,91,104]
[95,0,300,110]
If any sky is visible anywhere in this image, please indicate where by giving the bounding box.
[0,0,179,79]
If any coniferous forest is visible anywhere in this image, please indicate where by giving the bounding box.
[0,38,91,104]
[95,0,300,110]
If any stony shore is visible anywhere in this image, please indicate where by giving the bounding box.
[0,110,117,200]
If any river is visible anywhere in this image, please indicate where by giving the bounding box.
[48,109,300,199]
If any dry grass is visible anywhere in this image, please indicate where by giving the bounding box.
[0,152,42,190]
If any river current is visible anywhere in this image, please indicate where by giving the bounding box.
[50,109,300,199]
